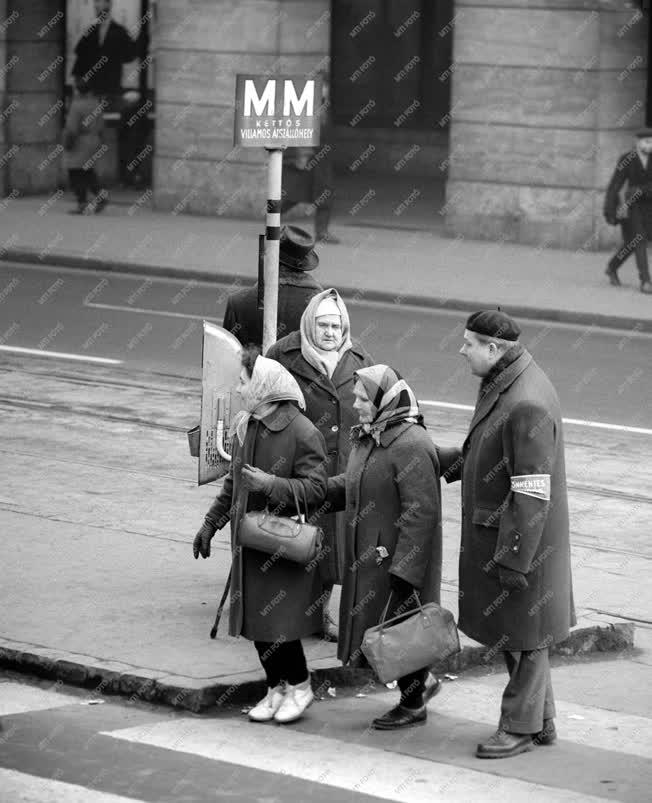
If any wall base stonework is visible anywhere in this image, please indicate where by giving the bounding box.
[446,0,648,251]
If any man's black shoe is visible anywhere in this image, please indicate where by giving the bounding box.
[533,718,557,746]
[371,704,427,730]
[605,266,621,286]
[476,728,533,759]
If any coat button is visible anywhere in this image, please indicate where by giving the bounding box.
[331,425,339,432]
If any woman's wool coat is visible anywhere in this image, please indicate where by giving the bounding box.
[266,331,374,584]
[205,402,328,642]
[327,422,443,666]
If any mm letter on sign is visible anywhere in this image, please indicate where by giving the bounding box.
[234,74,321,148]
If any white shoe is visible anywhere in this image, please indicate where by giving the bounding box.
[274,678,314,723]
[248,685,285,722]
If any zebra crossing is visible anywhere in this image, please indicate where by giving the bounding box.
[1,673,650,802]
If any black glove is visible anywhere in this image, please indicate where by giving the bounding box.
[193,520,216,560]
[499,566,529,592]
[389,573,414,596]
[241,464,275,494]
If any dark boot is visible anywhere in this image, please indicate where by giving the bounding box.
[605,264,621,286]
[476,728,533,759]
[533,718,557,746]
[372,704,427,730]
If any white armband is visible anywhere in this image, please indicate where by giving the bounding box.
[510,474,550,501]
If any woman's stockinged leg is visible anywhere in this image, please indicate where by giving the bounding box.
[398,668,428,710]
[279,640,309,686]
[254,640,283,688]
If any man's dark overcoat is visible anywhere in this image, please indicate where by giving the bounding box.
[265,331,374,583]
[439,348,575,652]
[205,402,327,641]
[73,20,139,97]
[604,149,652,238]
[223,268,323,348]
[328,422,442,665]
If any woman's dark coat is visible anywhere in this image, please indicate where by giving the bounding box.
[266,331,374,584]
[439,349,575,652]
[205,402,328,641]
[328,422,443,666]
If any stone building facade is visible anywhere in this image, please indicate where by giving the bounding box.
[0,0,648,249]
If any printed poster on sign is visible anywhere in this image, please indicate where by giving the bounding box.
[234,75,322,148]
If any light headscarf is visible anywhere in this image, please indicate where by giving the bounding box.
[300,288,353,378]
[232,356,306,445]
[351,364,423,446]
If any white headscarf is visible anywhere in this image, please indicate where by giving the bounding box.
[232,356,305,445]
[299,288,353,378]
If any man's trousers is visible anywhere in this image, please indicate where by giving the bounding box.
[608,210,651,284]
[499,648,556,734]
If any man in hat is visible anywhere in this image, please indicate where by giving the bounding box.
[223,225,323,347]
[604,128,652,294]
[437,310,575,759]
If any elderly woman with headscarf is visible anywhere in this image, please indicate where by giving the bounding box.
[193,348,328,724]
[327,365,444,730]
[266,288,374,638]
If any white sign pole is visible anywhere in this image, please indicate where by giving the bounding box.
[262,147,283,354]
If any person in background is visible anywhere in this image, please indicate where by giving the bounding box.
[193,350,328,725]
[604,128,652,294]
[72,0,144,102]
[439,309,574,759]
[223,226,323,348]
[266,289,374,640]
[63,78,108,215]
[327,365,442,729]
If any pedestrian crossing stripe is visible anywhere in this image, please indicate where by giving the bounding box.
[0,681,82,716]
[0,768,146,803]
[102,709,612,803]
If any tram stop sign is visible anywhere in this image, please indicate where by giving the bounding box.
[234,74,322,148]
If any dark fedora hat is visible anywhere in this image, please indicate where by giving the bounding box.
[636,127,652,139]
[279,225,319,271]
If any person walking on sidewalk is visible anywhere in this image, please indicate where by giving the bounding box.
[266,289,374,641]
[223,226,323,348]
[193,350,328,724]
[438,310,575,759]
[604,128,652,294]
[326,365,442,729]
[63,78,108,215]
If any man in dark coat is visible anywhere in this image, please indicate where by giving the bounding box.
[72,0,144,100]
[223,225,323,348]
[604,128,652,294]
[439,310,575,759]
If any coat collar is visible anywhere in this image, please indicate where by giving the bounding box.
[275,331,367,395]
[255,401,301,432]
[379,420,414,448]
[465,348,532,444]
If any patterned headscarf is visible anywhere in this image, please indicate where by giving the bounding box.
[232,356,306,445]
[351,364,423,445]
[300,288,353,378]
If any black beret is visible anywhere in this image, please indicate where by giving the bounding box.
[636,127,652,139]
[465,309,521,341]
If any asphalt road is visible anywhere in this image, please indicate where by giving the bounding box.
[0,261,650,428]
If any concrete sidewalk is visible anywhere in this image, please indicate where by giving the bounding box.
[0,355,640,711]
[0,195,651,331]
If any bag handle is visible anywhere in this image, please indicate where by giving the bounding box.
[378,587,425,633]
